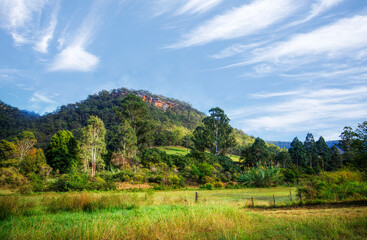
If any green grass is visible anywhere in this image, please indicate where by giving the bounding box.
[156,146,241,161]
[157,146,190,156]
[1,187,366,239]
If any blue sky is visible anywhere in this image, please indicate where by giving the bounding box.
[1,0,367,141]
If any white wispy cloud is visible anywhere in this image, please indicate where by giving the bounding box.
[250,90,303,98]
[175,0,223,15]
[232,15,367,67]
[0,0,58,52]
[33,5,59,53]
[229,86,367,134]
[30,92,55,104]
[281,66,367,79]
[287,0,344,27]
[169,0,299,48]
[152,0,222,16]
[49,1,109,72]
[211,41,269,59]
[306,0,344,21]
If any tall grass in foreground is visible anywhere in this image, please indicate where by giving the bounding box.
[44,192,144,212]
[1,204,366,239]
[0,196,35,220]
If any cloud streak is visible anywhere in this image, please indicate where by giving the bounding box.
[169,0,299,48]
[30,92,55,104]
[229,86,367,137]
[152,0,222,16]
[0,0,59,52]
[49,0,109,72]
[228,15,367,67]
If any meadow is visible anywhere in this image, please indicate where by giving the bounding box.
[1,187,367,239]
[157,146,241,161]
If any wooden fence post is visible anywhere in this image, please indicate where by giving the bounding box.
[195,192,198,202]
[273,195,276,207]
[251,197,254,207]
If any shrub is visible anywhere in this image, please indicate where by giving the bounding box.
[304,167,316,175]
[47,177,69,192]
[167,175,180,186]
[97,172,114,182]
[29,173,46,192]
[298,171,367,202]
[148,175,163,184]
[200,183,213,190]
[17,184,32,194]
[225,181,236,189]
[281,168,296,183]
[213,182,224,188]
[238,165,281,187]
[113,171,134,182]
[238,165,282,187]
[201,176,214,184]
[0,167,28,188]
[133,175,144,184]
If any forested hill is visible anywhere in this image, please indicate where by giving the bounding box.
[268,140,340,149]
[0,88,206,148]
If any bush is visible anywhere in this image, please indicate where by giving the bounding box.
[298,171,367,202]
[148,175,163,184]
[213,181,224,188]
[200,183,213,190]
[17,184,32,194]
[281,168,296,183]
[304,167,316,175]
[238,165,281,187]
[113,171,134,182]
[47,177,69,192]
[97,172,114,182]
[133,175,144,184]
[167,175,180,186]
[201,176,214,184]
[0,167,28,188]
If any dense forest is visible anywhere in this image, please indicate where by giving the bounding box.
[0,88,366,194]
[0,88,206,148]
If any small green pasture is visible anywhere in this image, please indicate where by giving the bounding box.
[156,146,241,161]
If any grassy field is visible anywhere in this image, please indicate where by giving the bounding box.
[1,187,367,239]
[156,146,241,161]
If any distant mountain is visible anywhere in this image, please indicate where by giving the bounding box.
[0,88,210,148]
[267,140,340,149]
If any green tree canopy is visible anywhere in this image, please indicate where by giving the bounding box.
[289,137,307,169]
[109,121,138,169]
[240,137,271,167]
[118,94,155,150]
[0,140,19,167]
[16,131,36,161]
[338,126,356,165]
[304,133,318,168]
[80,116,107,177]
[46,130,80,174]
[316,136,332,171]
[330,145,343,171]
[193,107,236,156]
